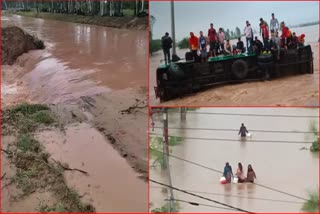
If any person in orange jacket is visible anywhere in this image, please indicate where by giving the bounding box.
[280,22,292,49]
[189,32,199,61]
[298,34,305,47]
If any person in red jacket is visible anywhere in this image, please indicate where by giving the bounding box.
[260,22,269,50]
[189,32,199,61]
[208,23,218,57]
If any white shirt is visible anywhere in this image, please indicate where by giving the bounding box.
[244,25,253,38]
[270,18,279,31]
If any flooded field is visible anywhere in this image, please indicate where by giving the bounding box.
[150,108,319,212]
[150,25,319,106]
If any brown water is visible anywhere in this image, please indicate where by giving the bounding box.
[36,123,147,212]
[150,25,319,106]
[150,108,319,212]
[2,14,147,104]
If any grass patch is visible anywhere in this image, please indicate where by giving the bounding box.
[3,103,95,212]
[32,111,55,124]
[10,103,49,116]
[17,134,41,152]
[151,202,179,213]
[2,103,55,134]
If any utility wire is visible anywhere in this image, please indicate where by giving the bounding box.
[164,198,238,211]
[149,179,254,213]
[150,186,304,204]
[151,127,316,134]
[149,134,314,144]
[150,148,308,202]
[182,111,318,118]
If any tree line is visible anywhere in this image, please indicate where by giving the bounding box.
[3,0,148,17]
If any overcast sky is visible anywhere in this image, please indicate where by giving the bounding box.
[151,1,319,40]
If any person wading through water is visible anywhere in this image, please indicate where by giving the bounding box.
[223,162,234,183]
[238,123,249,138]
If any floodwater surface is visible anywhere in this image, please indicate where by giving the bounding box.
[36,123,147,212]
[2,14,147,104]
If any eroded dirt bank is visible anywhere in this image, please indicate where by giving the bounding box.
[2,18,148,212]
[2,26,44,65]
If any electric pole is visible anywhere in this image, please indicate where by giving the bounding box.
[180,108,187,121]
[162,108,175,212]
[162,108,168,169]
[170,0,176,55]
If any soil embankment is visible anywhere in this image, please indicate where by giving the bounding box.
[2,26,44,65]
[13,11,148,30]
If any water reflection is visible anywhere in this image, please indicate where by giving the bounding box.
[4,14,147,103]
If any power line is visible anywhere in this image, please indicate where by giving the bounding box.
[164,198,238,211]
[151,127,315,134]
[184,111,318,118]
[150,148,308,202]
[149,179,254,213]
[150,186,304,204]
[149,134,314,144]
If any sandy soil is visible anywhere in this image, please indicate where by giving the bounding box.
[150,42,319,107]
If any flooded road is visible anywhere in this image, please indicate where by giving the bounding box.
[150,108,319,212]
[2,14,147,104]
[150,25,319,106]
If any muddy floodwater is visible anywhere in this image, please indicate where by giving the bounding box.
[2,14,148,212]
[36,123,147,212]
[150,25,319,106]
[150,108,319,212]
[2,14,147,104]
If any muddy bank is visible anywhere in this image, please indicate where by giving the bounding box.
[12,11,148,30]
[2,101,148,212]
[2,26,44,65]
[76,87,148,179]
[1,104,95,212]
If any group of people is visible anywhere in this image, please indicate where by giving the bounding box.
[161,13,307,63]
[223,162,257,183]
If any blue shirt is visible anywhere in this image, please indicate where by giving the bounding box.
[199,36,206,50]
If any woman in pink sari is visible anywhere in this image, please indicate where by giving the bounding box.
[236,162,246,183]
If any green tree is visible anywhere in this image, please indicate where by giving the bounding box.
[149,15,161,55]
[308,121,318,152]
[235,27,241,37]
[177,37,189,49]
[302,192,319,212]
